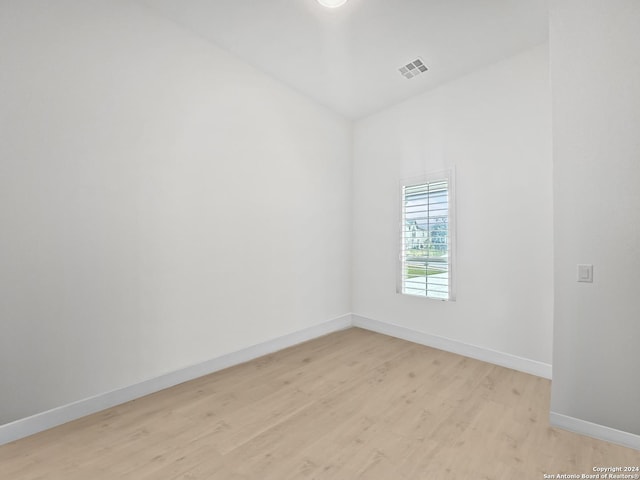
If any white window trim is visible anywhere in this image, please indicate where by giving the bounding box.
[396,168,457,301]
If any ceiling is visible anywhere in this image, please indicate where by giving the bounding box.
[137,0,548,119]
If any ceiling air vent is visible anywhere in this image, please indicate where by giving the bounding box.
[399,57,428,79]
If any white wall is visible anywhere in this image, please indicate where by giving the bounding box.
[550,0,640,435]
[0,0,351,425]
[352,45,552,365]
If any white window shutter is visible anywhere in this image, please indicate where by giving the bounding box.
[399,172,454,300]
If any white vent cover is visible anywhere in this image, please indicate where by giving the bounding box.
[399,57,428,79]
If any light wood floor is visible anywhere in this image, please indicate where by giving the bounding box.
[1,328,638,479]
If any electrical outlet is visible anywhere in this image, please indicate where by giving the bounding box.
[577,264,593,283]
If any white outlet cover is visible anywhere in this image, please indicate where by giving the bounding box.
[577,264,593,283]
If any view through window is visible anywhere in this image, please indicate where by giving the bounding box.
[400,176,452,300]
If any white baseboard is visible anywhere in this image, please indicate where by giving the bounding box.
[7,312,637,453]
[352,314,552,379]
[0,314,352,446]
[550,412,640,451]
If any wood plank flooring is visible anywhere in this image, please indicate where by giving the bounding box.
[1,328,638,479]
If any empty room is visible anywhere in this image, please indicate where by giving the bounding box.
[1,0,639,478]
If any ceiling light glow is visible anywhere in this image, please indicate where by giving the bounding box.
[317,0,348,8]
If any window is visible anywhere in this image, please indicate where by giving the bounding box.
[398,170,455,300]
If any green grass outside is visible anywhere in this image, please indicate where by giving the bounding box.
[406,266,445,278]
